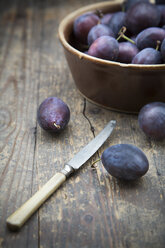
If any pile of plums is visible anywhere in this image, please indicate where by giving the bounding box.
[72,0,165,64]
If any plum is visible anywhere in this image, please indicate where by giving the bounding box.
[100,13,113,25]
[108,11,126,38]
[101,144,149,180]
[125,2,161,35]
[87,24,114,46]
[132,48,162,64]
[37,97,70,133]
[138,102,165,140]
[135,27,165,50]
[117,42,139,63]
[123,0,150,11]
[88,35,119,61]
[73,12,99,45]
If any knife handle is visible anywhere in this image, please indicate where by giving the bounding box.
[6,172,66,231]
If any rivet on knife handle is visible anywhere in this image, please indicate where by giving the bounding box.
[6,120,116,231]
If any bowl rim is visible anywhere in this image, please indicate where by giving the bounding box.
[58,0,165,70]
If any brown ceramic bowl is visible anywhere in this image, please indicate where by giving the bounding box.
[58,0,165,113]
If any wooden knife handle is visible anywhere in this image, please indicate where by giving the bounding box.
[6,172,66,231]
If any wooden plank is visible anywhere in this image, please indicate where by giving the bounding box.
[0,0,165,248]
[0,0,43,247]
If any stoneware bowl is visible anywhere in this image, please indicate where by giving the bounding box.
[58,0,165,113]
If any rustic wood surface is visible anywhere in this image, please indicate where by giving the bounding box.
[0,0,165,247]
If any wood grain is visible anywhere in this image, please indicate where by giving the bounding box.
[0,0,165,248]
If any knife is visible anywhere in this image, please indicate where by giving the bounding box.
[6,120,116,231]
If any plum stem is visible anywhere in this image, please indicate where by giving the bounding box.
[156,40,161,51]
[95,9,103,19]
[91,158,101,169]
[123,35,135,44]
[117,26,135,44]
[53,123,60,129]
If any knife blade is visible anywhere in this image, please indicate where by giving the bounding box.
[67,119,116,170]
[6,120,116,231]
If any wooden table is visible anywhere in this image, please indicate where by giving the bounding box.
[0,0,165,247]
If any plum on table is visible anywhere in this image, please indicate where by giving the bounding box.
[37,97,70,133]
[101,144,149,180]
[138,102,165,140]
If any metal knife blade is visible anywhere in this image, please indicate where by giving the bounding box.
[67,120,116,170]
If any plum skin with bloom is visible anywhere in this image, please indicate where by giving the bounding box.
[101,144,149,181]
[37,97,70,133]
[117,42,139,63]
[100,13,113,25]
[88,35,119,61]
[73,12,99,44]
[135,27,165,50]
[138,102,165,140]
[132,48,162,64]
[87,24,114,46]
[125,2,161,35]
[108,11,126,37]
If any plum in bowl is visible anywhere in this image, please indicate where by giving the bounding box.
[58,0,165,113]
